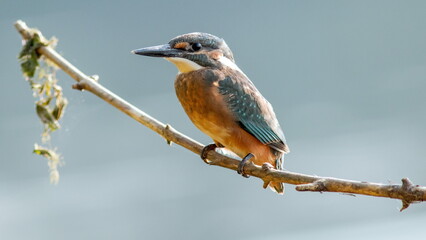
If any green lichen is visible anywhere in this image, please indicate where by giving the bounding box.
[33,144,61,184]
[19,33,46,78]
[18,33,66,184]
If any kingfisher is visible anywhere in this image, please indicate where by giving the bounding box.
[132,32,289,194]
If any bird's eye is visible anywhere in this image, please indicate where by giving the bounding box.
[191,42,202,51]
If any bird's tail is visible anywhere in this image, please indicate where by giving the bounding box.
[269,181,284,195]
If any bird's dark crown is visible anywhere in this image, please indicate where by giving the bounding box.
[169,32,234,62]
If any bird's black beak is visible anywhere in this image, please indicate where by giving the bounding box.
[131,44,182,58]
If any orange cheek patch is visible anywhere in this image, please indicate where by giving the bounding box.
[209,50,223,60]
[174,42,189,49]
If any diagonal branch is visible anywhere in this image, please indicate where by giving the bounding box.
[14,20,426,211]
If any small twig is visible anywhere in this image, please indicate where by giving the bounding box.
[14,20,426,211]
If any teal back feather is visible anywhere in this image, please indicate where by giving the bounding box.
[218,76,288,154]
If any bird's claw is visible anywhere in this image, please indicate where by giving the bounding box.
[200,143,218,164]
[237,153,254,178]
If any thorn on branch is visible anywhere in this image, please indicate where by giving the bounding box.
[72,82,85,91]
[400,178,415,212]
[400,200,410,212]
[261,162,273,171]
[401,178,414,190]
[164,124,173,145]
[91,75,99,82]
[261,163,274,189]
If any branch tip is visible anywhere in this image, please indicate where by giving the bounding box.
[72,83,85,91]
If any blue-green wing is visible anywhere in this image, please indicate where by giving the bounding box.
[218,75,289,153]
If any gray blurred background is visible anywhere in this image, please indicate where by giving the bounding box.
[1,0,426,239]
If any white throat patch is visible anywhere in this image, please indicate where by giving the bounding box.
[218,56,248,78]
[218,56,241,71]
[166,57,203,73]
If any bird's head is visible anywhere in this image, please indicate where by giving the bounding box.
[132,32,235,73]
